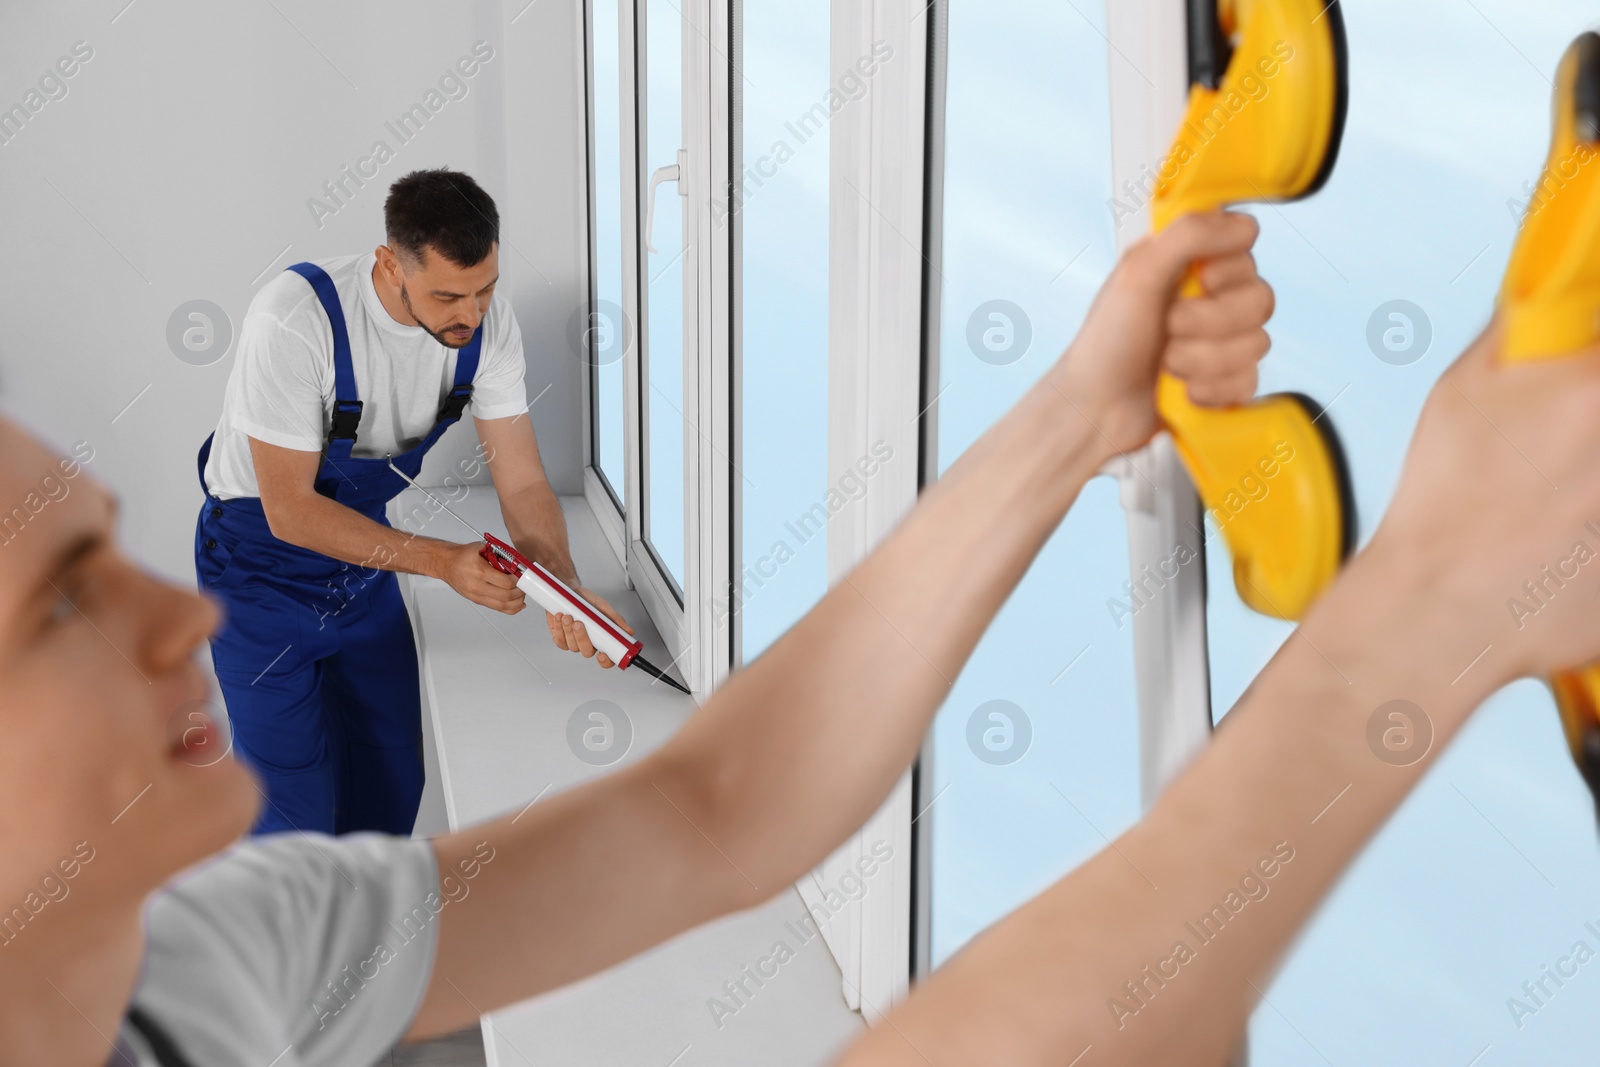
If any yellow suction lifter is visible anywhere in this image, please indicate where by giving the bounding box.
[1497,32,1600,823]
[1150,0,1356,620]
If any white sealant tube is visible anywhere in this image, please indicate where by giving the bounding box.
[512,565,639,667]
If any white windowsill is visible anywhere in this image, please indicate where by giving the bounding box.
[389,486,863,1066]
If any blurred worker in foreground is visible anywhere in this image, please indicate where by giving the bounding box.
[5,211,1597,1066]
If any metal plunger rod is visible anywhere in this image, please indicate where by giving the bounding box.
[385,458,489,540]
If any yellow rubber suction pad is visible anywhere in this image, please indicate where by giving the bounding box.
[1157,380,1350,620]
[1552,667,1600,803]
[1500,33,1600,361]
[1148,0,1354,621]
[1498,34,1600,810]
[1152,0,1348,228]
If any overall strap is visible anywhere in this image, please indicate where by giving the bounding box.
[285,262,362,461]
[123,1005,200,1067]
[195,432,214,495]
[432,326,482,431]
[379,325,485,492]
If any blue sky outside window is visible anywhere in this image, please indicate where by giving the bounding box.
[591,0,626,506]
[928,0,1140,968]
[737,0,831,663]
[1211,3,1600,1063]
[645,0,686,590]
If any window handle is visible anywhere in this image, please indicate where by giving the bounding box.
[644,148,687,254]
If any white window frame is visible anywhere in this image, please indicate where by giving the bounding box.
[581,0,631,572]
[689,0,736,696]
[1102,0,1218,809]
[1104,10,1262,1061]
[580,0,734,697]
[904,0,1224,1002]
[801,0,931,1021]
[585,0,1219,1025]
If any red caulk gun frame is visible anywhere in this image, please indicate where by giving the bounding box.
[384,458,690,694]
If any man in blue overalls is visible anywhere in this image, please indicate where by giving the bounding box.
[194,168,634,835]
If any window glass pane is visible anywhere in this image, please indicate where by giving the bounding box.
[592,0,626,505]
[644,0,685,590]
[929,0,1136,966]
[1195,4,1600,1062]
[736,0,830,662]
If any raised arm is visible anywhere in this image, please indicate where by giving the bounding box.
[409,212,1274,1037]
[834,325,1600,1066]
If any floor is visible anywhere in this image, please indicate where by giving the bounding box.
[388,1028,485,1066]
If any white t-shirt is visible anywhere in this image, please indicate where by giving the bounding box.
[202,252,529,500]
[115,832,440,1067]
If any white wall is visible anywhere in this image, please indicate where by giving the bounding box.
[0,0,589,585]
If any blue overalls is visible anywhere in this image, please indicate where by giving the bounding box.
[194,261,481,836]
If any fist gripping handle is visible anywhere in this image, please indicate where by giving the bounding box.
[1497,33,1600,822]
[1149,0,1356,621]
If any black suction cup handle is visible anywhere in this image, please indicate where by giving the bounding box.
[1187,0,1234,90]
[1579,725,1600,833]
[1574,32,1600,144]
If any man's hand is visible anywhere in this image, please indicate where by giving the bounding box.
[438,542,525,615]
[1367,323,1600,687]
[547,586,635,669]
[1046,210,1273,461]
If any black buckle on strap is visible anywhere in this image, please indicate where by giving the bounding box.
[437,384,473,424]
[329,399,364,441]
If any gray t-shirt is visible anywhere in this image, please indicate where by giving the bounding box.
[111,832,441,1067]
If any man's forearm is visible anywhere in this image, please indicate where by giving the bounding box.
[500,480,579,585]
[263,490,455,580]
[839,536,1497,1066]
[417,374,1111,1038]
[660,372,1110,895]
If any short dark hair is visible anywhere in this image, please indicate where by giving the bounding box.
[384,168,499,269]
